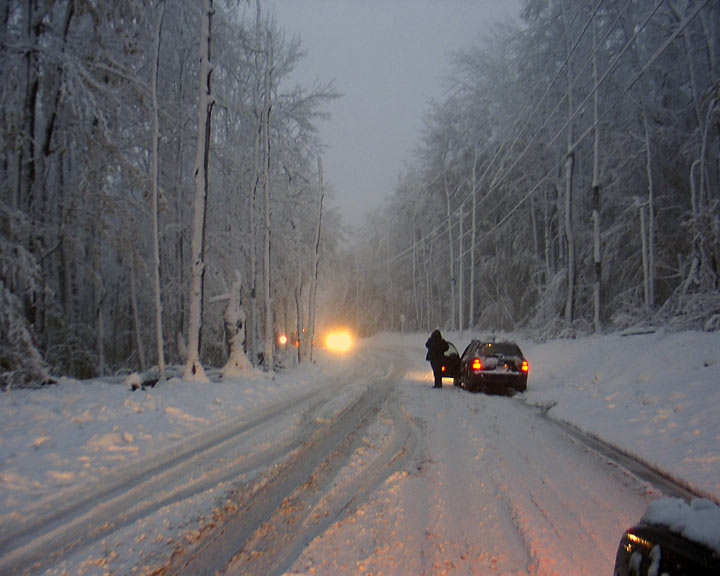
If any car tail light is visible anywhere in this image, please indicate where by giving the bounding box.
[441,365,446,373]
[521,360,529,373]
[471,358,482,371]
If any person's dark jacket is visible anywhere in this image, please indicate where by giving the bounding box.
[425,329,448,369]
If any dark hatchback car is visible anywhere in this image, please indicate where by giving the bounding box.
[613,498,720,576]
[439,341,461,385]
[458,340,528,395]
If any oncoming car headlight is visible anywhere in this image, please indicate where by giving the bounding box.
[325,330,353,353]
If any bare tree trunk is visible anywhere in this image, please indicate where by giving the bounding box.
[387,229,394,331]
[544,187,553,278]
[529,197,539,267]
[442,158,456,330]
[698,98,719,288]
[40,0,74,160]
[469,146,478,329]
[412,227,421,329]
[248,169,258,365]
[562,3,575,325]
[683,99,719,297]
[295,257,305,363]
[420,237,429,331]
[222,271,251,375]
[129,257,146,372]
[592,17,602,333]
[621,10,656,313]
[18,0,38,212]
[184,0,214,382]
[306,156,325,362]
[642,110,655,310]
[564,155,575,324]
[426,237,434,331]
[151,0,166,377]
[173,43,188,357]
[91,232,105,376]
[248,0,262,366]
[355,257,360,335]
[458,202,464,337]
[640,200,650,314]
[262,26,273,370]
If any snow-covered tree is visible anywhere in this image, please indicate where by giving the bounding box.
[0,206,50,389]
[185,0,214,382]
[339,0,719,337]
[0,0,339,385]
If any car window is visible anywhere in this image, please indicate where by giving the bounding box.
[461,342,477,357]
[479,342,522,357]
[445,342,458,357]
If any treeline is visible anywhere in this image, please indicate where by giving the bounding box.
[1,0,338,387]
[341,0,719,338]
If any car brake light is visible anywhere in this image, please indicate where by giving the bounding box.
[471,358,482,370]
[441,365,446,372]
[521,360,529,372]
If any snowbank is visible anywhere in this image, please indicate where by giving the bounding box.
[522,329,720,502]
[0,359,326,519]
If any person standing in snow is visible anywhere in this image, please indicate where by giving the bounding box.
[425,329,449,388]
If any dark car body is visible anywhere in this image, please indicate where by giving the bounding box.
[439,341,461,384]
[613,498,720,576]
[614,524,719,575]
[458,340,528,395]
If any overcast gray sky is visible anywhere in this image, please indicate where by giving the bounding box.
[264,0,521,228]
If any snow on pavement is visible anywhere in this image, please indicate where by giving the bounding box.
[0,328,718,575]
[380,327,720,503]
[286,341,657,575]
[521,329,720,502]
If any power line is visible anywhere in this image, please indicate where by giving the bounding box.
[390,0,697,267]
[382,0,710,304]
[386,0,613,268]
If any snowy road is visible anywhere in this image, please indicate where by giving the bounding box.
[155,342,663,575]
[1,339,686,575]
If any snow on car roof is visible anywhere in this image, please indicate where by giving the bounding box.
[641,497,720,554]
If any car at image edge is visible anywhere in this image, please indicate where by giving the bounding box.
[613,497,720,576]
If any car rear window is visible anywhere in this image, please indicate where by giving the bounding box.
[479,342,522,357]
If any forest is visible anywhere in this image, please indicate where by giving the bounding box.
[1,0,719,387]
[1,0,340,386]
[338,0,720,341]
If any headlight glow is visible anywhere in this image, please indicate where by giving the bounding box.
[325,330,353,353]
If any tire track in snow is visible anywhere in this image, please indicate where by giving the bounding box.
[0,373,358,576]
[481,397,651,575]
[153,354,412,576]
[544,415,703,503]
[223,385,419,576]
[417,386,532,575]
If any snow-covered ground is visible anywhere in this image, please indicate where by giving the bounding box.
[0,328,718,575]
[519,328,720,502]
